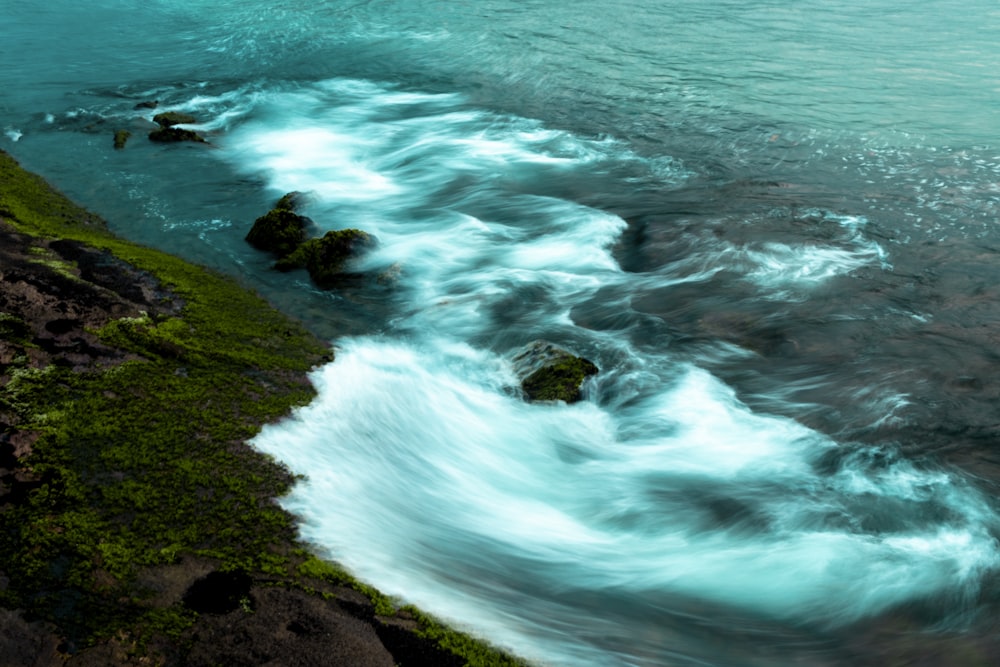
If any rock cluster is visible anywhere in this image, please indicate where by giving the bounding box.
[245,192,375,289]
[148,111,206,143]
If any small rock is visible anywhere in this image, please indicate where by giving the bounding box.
[153,111,198,127]
[512,340,599,403]
[113,129,131,149]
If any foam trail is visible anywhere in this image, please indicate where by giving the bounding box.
[224,78,1000,666]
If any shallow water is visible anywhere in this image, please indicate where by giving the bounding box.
[5,1,1000,665]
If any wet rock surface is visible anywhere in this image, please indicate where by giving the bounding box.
[512,340,599,403]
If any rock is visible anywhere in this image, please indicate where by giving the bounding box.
[274,229,376,288]
[148,112,206,143]
[148,127,206,143]
[245,208,313,257]
[512,340,599,403]
[134,100,159,110]
[275,191,310,212]
[113,129,131,150]
[152,111,197,128]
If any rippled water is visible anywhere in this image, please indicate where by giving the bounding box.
[5,1,1000,665]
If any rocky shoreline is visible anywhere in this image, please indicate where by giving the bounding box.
[0,149,524,667]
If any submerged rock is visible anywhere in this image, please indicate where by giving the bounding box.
[512,340,599,403]
[148,127,207,143]
[148,111,206,143]
[152,111,197,127]
[245,208,313,257]
[112,129,131,150]
[274,228,376,288]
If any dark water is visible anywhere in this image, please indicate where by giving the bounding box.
[5,1,1000,665]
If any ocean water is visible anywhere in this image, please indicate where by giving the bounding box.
[5,1,1000,665]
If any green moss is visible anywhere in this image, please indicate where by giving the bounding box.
[113,129,131,150]
[274,191,307,212]
[402,606,531,667]
[274,228,375,288]
[0,149,525,667]
[521,354,598,403]
[245,208,311,257]
[0,148,326,647]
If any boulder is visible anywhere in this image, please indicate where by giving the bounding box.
[245,208,313,257]
[274,229,376,288]
[152,111,198,127]
[512,340,599,403]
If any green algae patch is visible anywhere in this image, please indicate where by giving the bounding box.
[521,354,598,403]
[113,129,131,150]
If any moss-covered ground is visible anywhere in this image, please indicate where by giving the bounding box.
[0,150,526,666]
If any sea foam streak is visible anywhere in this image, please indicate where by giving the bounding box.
[227,79,1000,666]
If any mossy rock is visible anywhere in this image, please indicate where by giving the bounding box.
[274,229,375,289]
[152,112,197,128]
[148,127,206,144]
[274,191,309,212]
[245,209,312,257]
[112,130,131,150]
[513,341,599,403]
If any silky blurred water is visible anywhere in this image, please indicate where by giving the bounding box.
[4,1,1000,665]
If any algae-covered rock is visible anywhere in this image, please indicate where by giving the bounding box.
[275,229,376,288]
[152,111,197,127]
[513,340,599,403]
[275,191,310,212]
[113,129,131,150]
[245,208,313,257]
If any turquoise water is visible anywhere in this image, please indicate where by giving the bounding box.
[5,2,1000,665]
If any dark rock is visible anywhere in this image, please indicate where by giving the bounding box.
[245,208,313,257]
[112,129,131,150]
[134,100,159,110]
[148,127,206,144]
[182,586,396,667]
[0,608,62,667]
[152,111,197,128]
[512,340,599,403]
[274,229,376,289]
[182,570,254,615]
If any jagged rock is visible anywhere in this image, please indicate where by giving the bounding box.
[512,340,599,403]
[274,229,376,288]
[245,208,313,257]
